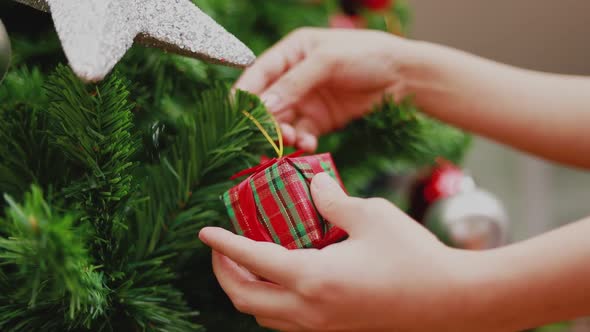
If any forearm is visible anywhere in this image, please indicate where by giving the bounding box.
[400,40,590,169]
[452,218,590,331]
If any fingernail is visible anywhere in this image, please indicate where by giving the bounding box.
[261,93,281,113]
[312,173,339,192]
[198,228,211,244]
[298,133,317,152]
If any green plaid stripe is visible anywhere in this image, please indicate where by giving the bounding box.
[266,162,309,248]
[251,177,281,243]
[223,153,346,249]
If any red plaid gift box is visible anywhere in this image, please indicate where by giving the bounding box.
[223,153,348,250]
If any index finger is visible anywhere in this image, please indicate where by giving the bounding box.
[233,30,308,95]
[199,227,305,288]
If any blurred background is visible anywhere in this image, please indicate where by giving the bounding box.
[407,2,590,329]
[408,0,590,241]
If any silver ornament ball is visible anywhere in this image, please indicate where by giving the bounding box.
[0,20,11,83]
[424,188,510,250]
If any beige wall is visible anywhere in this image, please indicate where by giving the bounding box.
[407,0,590,240]
[408,0,590,74]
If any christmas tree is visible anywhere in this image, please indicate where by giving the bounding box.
[0,0,469,331]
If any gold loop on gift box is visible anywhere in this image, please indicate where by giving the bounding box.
[242,110,284,158]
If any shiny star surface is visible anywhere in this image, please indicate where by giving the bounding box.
[14,0,256,82]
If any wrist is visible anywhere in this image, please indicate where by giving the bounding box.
[392,39,447,99]
[398,245,491,332]
[441,247,544,332]
[434,248,508,332]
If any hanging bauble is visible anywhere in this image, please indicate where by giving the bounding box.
[329,14,366,29]
[340,0,394,15]
[362,0,393,11]
[407,160,510,250]
[424,186,510,250]
[0,20,11,83]
[422,161,466,203]
[420,162,510,250]
[408,160,466,222]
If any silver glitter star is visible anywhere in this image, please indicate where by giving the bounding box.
[13,0,256,82]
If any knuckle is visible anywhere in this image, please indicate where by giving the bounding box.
[296,277,322,299]
[291,27,311,40]
[321,195,339,215]
[255,317,272,329]
[231,296,252,314]
[295,279,316,299]
[313,49,331,61]
[279,75,300,91]
[254,317,265,326]
[313,49,337,68]
[302,311,330,330]
[289,27,323,47]
[296,272,337,300]
[295,27,314,36]
[357,198,375,216]
[368,197,393,210]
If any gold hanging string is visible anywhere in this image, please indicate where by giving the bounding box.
[384,12,402,36]
[383,0,403,37]
[242,110,284,158]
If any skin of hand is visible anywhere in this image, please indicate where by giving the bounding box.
[200,173,590,332]
[199,173,470,332]
[206,28,590,331]
[234,28,416,152]
[236,27,590,168]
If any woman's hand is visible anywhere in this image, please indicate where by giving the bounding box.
[200,173,590,331]
[199,173,472,332]
[234,28,418,152]
[237,27,590,168]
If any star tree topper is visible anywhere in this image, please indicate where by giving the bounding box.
[14,0,256,82]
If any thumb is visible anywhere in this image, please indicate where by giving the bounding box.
[311,173,364,236]
[260,55,328,114]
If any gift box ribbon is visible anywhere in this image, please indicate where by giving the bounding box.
[231,154,336,244]
[225,110,347,248]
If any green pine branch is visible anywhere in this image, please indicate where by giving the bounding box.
[42,66,200,331]
[0,68,68,201]
[9,33,63,68]
[111,273,201,332]
[0,186,107,330]
[130,86,273,263]
[45,65,139,262]
[107,86,273,332]
[322,97,471,195]
[0,67,47,106]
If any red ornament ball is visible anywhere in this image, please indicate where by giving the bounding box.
[423,161,465,203]
[329,14,366,29]
[362,0,392,11]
